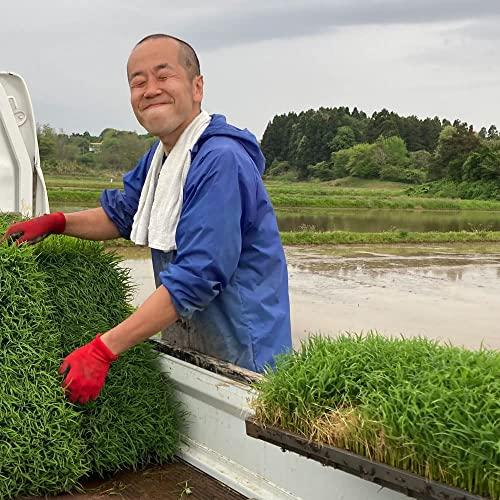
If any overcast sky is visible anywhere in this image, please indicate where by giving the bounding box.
[1,0,498,139]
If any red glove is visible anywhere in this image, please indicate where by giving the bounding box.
[59,335,118,404]
[2,212,66,245]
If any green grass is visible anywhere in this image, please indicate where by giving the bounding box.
[266,177,408,190]
[48,189,102,203]
[95,230,500,248]
[270,193,500,210]
[281,230,500,245]
[39,231,500,249]
[45,175,121,183]
[45,174,500,210]
[329,177,409,189]
[47,187,500,211]
[46,176,123,191]
[0,215,184,498]
[252,334,500,499]
[266,185,407,198]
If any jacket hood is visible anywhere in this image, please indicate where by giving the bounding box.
[198,114,266,175]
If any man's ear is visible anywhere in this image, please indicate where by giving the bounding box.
[193,75,204,104]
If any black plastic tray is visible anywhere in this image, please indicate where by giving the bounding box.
[245,417,486,500]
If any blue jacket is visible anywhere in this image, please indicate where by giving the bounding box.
[100,114,292,372]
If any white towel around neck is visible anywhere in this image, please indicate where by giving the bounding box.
[130,110,211,251]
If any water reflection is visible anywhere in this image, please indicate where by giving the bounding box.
[115,245,500,350]
[285,247,500,350]
[55,204,500,233]
[276,209,500,232]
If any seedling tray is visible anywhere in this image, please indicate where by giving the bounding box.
[245,417,486,500]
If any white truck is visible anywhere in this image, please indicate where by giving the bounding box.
[0,73,480,500]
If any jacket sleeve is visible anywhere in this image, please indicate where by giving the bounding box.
[100,143,158,239]
[159,146,257,318]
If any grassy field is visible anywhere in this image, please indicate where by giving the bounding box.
[281,230,500,245]
[48,189,500,211]
[45,175,500,245]
[46,175,122,190]
[329,177,409,189]
[46,176,500,211]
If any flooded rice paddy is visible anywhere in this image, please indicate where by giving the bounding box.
[55,204,500,233]
[116,243,500,351]
[276,208,500,232]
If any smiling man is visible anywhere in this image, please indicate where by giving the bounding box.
[2,34,292,404]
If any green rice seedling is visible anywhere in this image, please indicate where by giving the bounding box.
[0,214,185,497]
[0,231,89,499]
[34,237,185,475]
[252,334,500,499]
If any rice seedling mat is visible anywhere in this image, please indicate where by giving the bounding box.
[245,417,486,500]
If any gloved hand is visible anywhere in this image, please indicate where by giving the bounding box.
[1,212,66,245]
[59,334,118,404]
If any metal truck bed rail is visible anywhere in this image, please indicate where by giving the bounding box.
[153,340,408,500]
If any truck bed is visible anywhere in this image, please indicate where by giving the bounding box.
[25,460,246,500]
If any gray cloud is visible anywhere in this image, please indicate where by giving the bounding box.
[4,1,499,52]
[179,0,500,50]
[0,1,498,137]
[451,20,500,41]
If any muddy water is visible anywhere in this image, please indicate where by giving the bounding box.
[276,208,500,232]
[286,245,500,350]
[116,244,500,351]
[53,204,500,233]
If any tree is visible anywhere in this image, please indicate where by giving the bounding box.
[265,160,291,178]
[260,113,296,167]
[488,125,499,140]
[62,144,80,163]
[378,136,408,167]
[329,126,355,153]
[96,132,147,170]
[37,124,57,164]
[309,161,334,181]
[430,125,481,181]
[409,150,432,170]
[366,109,400,142]
[419,117,442,152]
[463,146,500,182]
[330,149,351,179]
[347,143,381,178]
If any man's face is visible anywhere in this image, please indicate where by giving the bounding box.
[127,38,203,141]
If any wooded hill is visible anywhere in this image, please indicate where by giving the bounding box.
[260,107,500,198]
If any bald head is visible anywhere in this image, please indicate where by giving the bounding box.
[134,34,200,80]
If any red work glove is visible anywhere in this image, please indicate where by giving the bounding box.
[1,212,66,245]
[59,334,118,404]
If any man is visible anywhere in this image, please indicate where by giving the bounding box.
[2,34,292,404]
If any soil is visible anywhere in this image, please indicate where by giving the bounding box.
[24,459,247,500]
